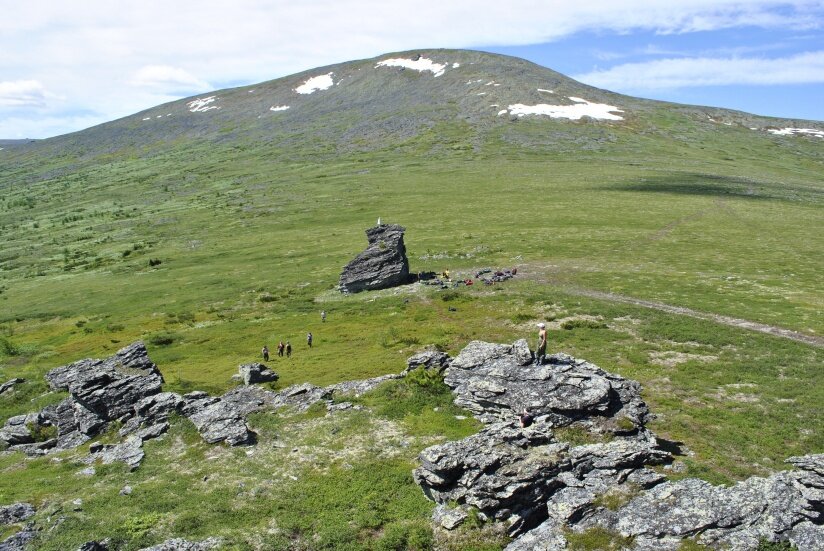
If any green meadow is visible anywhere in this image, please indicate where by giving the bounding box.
[1,96,822,548]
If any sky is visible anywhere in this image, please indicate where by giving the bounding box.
[1,0,822,139]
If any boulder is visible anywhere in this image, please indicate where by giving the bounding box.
[404,349,451,374]
[0,503,35,526]
[184,396,253,446]
[339,223,410,293]
[0,523,37,551]
[0,378,24,396]
[238,363,278,385]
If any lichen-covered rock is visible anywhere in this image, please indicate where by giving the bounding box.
[0,415,35,446]
[404,349,451,374]
[184,396,253,446]
[325,374,403,397]
[0,523,37,551]
[238,363,278,385]
[0,378,24,396]
[137,537,221,551]
[87,437,145,471]
[0,503,35,526]
[607,456,824,551]
[415,420,669,536]
[339,224,410,293]
[445,341,649,426]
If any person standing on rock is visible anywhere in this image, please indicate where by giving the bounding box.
[535,323,547,365]
[307,332,313,348]
[262,345,269,362]
[277,341,285,357]
[286,341,292,358]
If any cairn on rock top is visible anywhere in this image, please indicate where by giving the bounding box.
[339,223,410,293]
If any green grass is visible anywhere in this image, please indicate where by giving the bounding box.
[0,69,822,548]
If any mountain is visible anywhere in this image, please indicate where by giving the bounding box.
[3,49,823,163]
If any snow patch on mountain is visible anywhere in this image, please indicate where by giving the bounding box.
[538,89,554,94]
[504,97,624,121]
[269,105,290,112]
[295,73,334,95]
[768,127,824,138]
[187,96,219,113]
[376,57,447,77]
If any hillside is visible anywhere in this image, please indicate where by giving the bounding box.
[0,49,822,550]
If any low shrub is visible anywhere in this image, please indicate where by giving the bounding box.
[560,318,607,330]
[148,332,177,346]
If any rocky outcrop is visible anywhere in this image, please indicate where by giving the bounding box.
[0,503,34,526]
[0,379,24,396]
[0,342,165,458]
[181,393,254,446]
[413,340,824,551]
[339,223,410,293]
[0,524,37,551]
[137,538,221,551]
[238,363,278,385]
[414,420,668,536]
[445,341,649,427]
[0,343,256,467]
[403,349,451,374]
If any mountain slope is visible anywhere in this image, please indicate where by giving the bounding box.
[3,49,823,164]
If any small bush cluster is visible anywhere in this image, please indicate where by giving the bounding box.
[561,318,607,330]
[148,332,177,346]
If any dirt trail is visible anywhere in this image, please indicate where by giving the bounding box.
[568,288,823,348]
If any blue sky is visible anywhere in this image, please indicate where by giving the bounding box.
[485,25,824,120]
[1,0,822,139]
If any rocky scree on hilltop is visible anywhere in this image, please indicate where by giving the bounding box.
[413,339,824,551]
[339,223,410,293]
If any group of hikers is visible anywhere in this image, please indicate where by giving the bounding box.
[260,311,327,362]
[257,309,548,429]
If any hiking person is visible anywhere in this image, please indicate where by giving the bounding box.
[286,341,292,358]
[535,323,547,365]
[307,332,313,348]
[262,345,269,362]
[277,341,285,357]
[321,310,326,323]
[519,408,534,428]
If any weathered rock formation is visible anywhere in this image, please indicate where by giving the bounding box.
[403,349,451,374]
[0,503,34,526]
[0,343,256,467]
[339,223,410,293]
[0,503,37,551]
[0,378,24,396]
[413,340,824,551]
[238,363,278,385]
[445,341,650,427]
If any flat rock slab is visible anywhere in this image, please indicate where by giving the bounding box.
[445,341,649,426]
[137,537,221,551]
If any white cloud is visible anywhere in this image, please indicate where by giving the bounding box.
[575,50,824,90]
[130,65,211,92]
[0,80,51,107]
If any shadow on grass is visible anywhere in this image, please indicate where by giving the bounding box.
[657,437,688,456]
[598,173,818,202]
